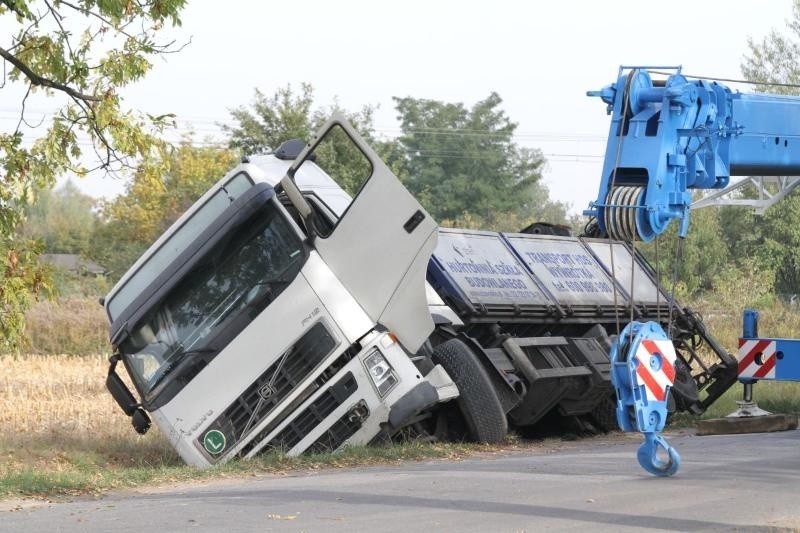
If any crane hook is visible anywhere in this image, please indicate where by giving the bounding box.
[611,321,681,477]
[637,432,680,477]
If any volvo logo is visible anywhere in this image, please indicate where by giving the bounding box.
[258,383,276,400]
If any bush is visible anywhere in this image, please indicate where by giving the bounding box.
[24,296,110,355]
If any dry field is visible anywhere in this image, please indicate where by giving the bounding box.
[0,354,506,498]
[0,354,178,476]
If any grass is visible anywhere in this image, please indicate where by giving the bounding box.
[0,353,538,500]
[694,381,800,420]
[23,271,110,355]
[666,290,800,425]
[0,353,179,497]
[668,380,800,429]
[1,438,510,500]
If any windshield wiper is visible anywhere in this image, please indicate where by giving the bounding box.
[148,347,217,392]
[244,279,293,312]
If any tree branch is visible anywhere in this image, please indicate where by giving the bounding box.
[57,0,137,40]
[0,45,102,102]
[1,0,28,18]
[14,83,46,135]
[7,10,48,53]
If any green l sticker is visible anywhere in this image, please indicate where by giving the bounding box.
[203,429,226,455]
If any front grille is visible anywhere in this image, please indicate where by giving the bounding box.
[197,322,337,460]
[307,405,366,454]
[257,372,358,454]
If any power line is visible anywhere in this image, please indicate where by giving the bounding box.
[0,108,607,142]
[648,70,800,90]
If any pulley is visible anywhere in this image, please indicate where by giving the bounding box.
[603,186,644,241]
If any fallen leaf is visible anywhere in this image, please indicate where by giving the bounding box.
[267,513,298,520]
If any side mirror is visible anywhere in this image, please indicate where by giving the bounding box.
[131,408,152,435]
[106,366,137,416]
[106,353,151,435]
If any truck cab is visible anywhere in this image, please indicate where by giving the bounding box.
[103,116,457,467]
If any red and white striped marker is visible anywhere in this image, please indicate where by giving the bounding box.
[737,339,777,379]
[634,339,677,401]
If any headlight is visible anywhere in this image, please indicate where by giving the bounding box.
[363,348,398,397]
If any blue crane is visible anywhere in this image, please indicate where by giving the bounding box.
[586,66,800,241]
[586,66,800,476]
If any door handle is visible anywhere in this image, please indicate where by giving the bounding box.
[403,210,425,233]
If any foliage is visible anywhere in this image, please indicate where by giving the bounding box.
[225,84,316,157]
[1,0,186,224]
[740,3,800,295]
[441,210,566,234]
[753,192,800,294]
[25,295,109,355]
[717,204,763,267]
[705,258,777,311]
[92,142,238,278]
[224,86,568,226]
[742,0,800,94]
[393,93,568,225]
[639,207,730,298]
[19,180,96,254]
[0,0,187,347]
[224,84,385,195]
[0,240,47,349]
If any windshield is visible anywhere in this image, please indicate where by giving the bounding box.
[120,201,305,398]
[107,172,254,321]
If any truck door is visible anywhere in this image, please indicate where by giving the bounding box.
[280,114,438,353]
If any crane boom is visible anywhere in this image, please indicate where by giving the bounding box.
[586,66,800,241]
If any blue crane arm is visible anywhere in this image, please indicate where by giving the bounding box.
[730,93,800,174]
[586,67,800,241]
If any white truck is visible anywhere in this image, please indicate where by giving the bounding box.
[104,115,736,467]
[103,116,461,466]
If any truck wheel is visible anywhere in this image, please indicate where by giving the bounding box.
[590,395,619,432]
[432,339,507,443]
[670,359,699,411]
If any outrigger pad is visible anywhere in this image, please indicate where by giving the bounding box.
[696,414,798,436]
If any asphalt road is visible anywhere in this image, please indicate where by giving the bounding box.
[4,430,800,532]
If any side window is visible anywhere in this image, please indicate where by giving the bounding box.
[288,123,373,236]
[278,193,336,237]
[305,196,336,236]
[307,125,373,200]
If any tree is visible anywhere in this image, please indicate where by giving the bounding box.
[740,1,800,294]
[754,198,800,295]
[92,143,238,279]
[0,0,186,346]
[2,0,186,217]
[639,207,730,297]
[393,93,568,227]
[223,84,385,195]
[225,86,568,229]
[225,84,316,157]
[19,179,95,254]
[742,0,800,94]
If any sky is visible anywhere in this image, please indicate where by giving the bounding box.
[3,0,797,214]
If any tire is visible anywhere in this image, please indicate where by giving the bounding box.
[590,395,619,432]
[432,339,507,443]
[670,359,699,412]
